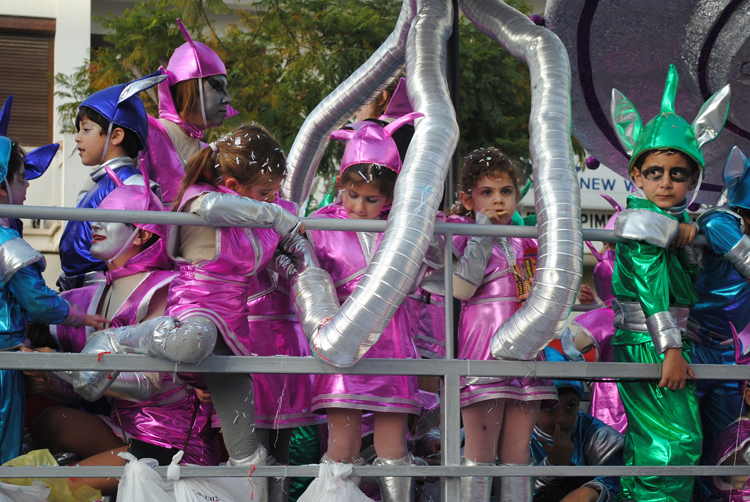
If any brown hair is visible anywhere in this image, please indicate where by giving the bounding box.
[172,123,286,209]
[75,107,143,158]
[369,76,403,119]
[6,140,25,187]
[335,163,399,201]
[447,146,523,217]
[171,78,201,120]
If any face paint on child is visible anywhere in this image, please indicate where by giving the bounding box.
[200,75,232,128]
[632,151,697,210]
[90,222,139,262]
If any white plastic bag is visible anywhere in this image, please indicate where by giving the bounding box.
[298,462,373,502]
[0,481,50,502]
[116,452,175,502]
[168,451,258,502]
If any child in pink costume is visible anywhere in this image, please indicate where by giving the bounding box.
[303,112,423,502]
[139,19,238,204]
[449,147,556,502]
[72,124,301,501]
[572,195,628,434]
[32,168,219,495]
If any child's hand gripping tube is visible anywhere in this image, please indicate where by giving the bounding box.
[198,191,300,236]
[275,233,377,368]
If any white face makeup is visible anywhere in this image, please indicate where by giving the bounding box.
[90,221,138,262]
[200,75,232,128]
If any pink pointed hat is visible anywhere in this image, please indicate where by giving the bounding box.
[585,194,623,302]
[380,77,413,119]
[157,18,238,138]
[100,166,168,240]
[331,111,423,174]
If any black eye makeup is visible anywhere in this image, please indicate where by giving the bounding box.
[641,166,691,183]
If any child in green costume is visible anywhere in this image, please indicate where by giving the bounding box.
[609,64,730,501]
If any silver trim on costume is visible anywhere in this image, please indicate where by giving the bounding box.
[613,301,688,353]
[0,237,44,288]
[454,235,494,287]
[585,425,625,468]
[646,311,685,354]
[198,191,299,236]
[614,209,679,249]
[727,234,750,278]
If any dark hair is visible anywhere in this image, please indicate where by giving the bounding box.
[6,140,25,187]
[335,163,399,201]
[171,78,201,121]
[448,146,523,217]
[736,206,750,221]
[75,106,143,158]
[632,148,699,174]
[369,76,403,118]
[173,123,286,209]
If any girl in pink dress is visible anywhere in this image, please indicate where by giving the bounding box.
[73,124,301,500]
[303,113,423,502]
[448,148,556,502]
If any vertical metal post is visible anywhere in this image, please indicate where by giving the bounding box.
[444,0,461,209]
[441,232,461,500]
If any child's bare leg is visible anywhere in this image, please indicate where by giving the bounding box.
[496,399,540,502]
[67,446,128,495]
[373,412,409,459]
[325,408,362,462]
[32,407,125,458]
[463,399,505,463]
[497,399,540,464]
[373,412,413,502]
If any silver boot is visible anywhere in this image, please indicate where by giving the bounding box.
[460,456,493,502]
[228,444,269,502]
[267,456,291,502]
[498,461,534,502]
[373,453,415,502]
[71,316,217,400]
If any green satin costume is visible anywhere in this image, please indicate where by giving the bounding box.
[612,196,702,502]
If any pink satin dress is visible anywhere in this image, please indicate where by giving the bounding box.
[165,183,283,356]
[306,202,420,414]
[572,303,627,434]
[450,215,556,408]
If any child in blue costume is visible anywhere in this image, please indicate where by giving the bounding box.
[531,338,624,502]
[0,137,106,463]
[689,146,750,501]
[609,64,730,501]
[58,72,166,290]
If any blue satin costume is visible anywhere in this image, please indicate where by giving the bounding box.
[0,223,73,463]
[531,411,624,502]
[58,159,142,290]
[689,207,750,501]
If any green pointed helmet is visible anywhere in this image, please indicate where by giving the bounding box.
[611,64,731,175]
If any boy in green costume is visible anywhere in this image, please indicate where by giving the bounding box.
[609,64,730,501]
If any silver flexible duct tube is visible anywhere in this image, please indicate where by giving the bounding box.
[459,0,582,360]
[292,0,458,367]
[282,0,417,207]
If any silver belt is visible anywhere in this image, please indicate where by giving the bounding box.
[612,300,689,333]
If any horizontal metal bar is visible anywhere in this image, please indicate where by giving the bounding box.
[0,464,746,478]
[2,353,748,380]
[0,204,708,243]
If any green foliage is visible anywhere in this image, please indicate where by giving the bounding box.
[54,0,548,205]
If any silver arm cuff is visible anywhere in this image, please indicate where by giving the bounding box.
[614,209,679,248]
[62,302,86,328]
[105,372,158,402]
[645,311,684,354]
[0,238,44,288]
[423,233,445,270]
[727,234,750,278]
[533,456,564,491]
[279,232,322,273]
[198,191,300,236]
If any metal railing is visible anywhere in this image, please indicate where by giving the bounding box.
[0,204,745,502]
